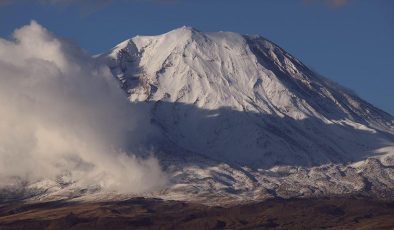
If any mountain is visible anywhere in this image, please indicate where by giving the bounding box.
[103,26,392,164]
[3,27,393,204]
[98,27,394,203]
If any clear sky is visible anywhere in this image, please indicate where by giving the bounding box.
[0,0,393,114]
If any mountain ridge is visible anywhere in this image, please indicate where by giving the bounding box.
[105,26,393,124]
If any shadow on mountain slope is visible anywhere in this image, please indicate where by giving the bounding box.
[133,101,394,169]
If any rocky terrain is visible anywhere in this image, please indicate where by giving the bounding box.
[1,196,393,230]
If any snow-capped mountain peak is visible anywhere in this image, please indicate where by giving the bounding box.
[102,27,393,170]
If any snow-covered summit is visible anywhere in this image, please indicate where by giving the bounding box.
[102,27,393,169]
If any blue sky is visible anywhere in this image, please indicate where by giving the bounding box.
[0,0,393,114]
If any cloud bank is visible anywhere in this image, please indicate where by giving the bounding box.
[0,21,166,194]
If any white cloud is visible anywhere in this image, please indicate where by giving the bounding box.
[0,21,166,194]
